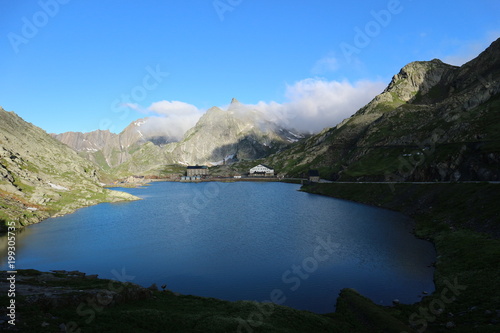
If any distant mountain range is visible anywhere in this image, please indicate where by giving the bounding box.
[52,98,304,176]
[263,38,500,182]
[51,118,175,170]
[50,39,499,183]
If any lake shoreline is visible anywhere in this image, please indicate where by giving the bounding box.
[2,178,300,234]
[0,188,140,235]
[301,182,500,330]
[3,182,498,331]
[7,181,432,313]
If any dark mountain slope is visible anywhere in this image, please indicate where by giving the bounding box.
[266,38,500,181]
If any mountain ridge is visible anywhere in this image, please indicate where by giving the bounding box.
[15,38,500,183]
[262,38,500,181]
[50,117,175,170]
[166,104,303,165]
[53,102,304,176]
[0,108,138,231]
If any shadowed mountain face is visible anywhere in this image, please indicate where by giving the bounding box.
[265,38,500,181]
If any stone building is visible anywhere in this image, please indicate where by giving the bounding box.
[308,170,320,182]
[186,165,209,177]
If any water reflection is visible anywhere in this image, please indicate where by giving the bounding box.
[0,226,33,266]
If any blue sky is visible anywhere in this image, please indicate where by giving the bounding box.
[1,0,499,135]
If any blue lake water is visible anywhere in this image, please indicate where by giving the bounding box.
[0,181,435,313]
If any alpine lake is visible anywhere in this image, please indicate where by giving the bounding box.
[0,181,435,313]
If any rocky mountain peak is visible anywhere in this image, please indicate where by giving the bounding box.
[197,106,225,123]
[349,58,458,119]
[228,98,244,113]
[384,59,457,102]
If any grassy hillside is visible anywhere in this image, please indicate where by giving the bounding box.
[0,108,139,232]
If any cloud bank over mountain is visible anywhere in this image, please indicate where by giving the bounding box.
[250,78,386,133]
[138,78,386,140]
[139,101,205,140]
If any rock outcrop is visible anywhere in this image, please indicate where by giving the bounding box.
[0,108,138,231]
[51,118,174,170]
[166,101,303,165]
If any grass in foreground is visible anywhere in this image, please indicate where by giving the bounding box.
[1,270,358,333]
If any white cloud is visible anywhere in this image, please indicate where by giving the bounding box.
[148,100,201,116]
[249,78,386,133]
[139,100,205,141]
[142,114,203,141]
[133,79,386,140]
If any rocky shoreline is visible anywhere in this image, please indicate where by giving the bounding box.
[1,188,140,234]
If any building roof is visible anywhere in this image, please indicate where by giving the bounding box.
[308,169,320,177]
[252,164,274,170]
[187,166,208,169]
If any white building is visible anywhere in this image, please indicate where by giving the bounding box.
[249,164,274,176]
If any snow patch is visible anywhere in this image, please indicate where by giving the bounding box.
[289,131,304,139]
[208,154,236,166]
[48,182,69,191]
